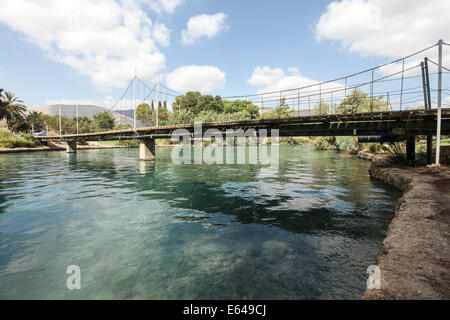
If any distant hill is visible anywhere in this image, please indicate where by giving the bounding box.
[29,105,135,127]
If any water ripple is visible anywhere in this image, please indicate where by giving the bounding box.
[0,147,400,299]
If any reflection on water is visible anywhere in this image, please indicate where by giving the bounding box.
[0,146,400,299]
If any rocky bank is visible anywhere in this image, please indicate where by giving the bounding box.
[363,156,450,299]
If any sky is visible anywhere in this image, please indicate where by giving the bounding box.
[0,0,449,109]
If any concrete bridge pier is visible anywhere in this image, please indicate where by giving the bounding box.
[406,136,416,167]
[66,141,77,153]
[139,138,155,161]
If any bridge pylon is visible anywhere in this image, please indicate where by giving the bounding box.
[66,141,77,153]
[139,138,156,161]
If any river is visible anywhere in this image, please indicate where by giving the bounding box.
[0,145,400,299]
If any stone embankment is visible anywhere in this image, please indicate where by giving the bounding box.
[362,154,450,299]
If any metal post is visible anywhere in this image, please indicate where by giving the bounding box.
[421,62,428,109]
[308,96,311,116]
[424,58,433,164]
[156,76,160,127]
[344,77,347,99]
[319,84,322,104]
[330,91,333,114]
[387,92,392,111]
[297,88,300,117]
[400,58,405,111]
[293,97,295,117]
[59,102,62,137]
[319,84,322,115]
[134,69,137,130]
[436,39,443,166]
[76,104,79,134]
[260,94,264,118]
[370,69,374,112]
[424,58,432,109]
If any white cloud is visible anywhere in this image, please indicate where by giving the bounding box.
[315,0,450,61]
[181,13,228,45]
[248,66,345,106]
[247,66,285,86]
[166,65,226,92]
[248,67,328,93]
[0,0,172,90]
[152,23,171,47]
[148,0,184,14]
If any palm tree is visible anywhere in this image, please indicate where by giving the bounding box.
[26,111,46,132]
[0,91,26,131]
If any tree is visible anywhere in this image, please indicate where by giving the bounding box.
[172,91,201,113]
[335,89,388,114]
[40,114,76,135]
[0,88,4,109]
[313,101,331,115]
[223,100,260,119]
[0,91,27,131]
[136,103,154,126]
[197,95,224,113]
[61,116,76,134]
[77,116,93,133]
[25,111,46,132]
[158,101,169,122]
[262,98,292,118]
[168,109,195,125]
[93,112,115,131]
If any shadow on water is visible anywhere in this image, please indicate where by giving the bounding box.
[46,146,399,241]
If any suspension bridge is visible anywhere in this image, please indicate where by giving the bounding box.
[37,40,450,166]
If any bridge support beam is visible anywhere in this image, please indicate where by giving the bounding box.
[66,141,77,153]
[406,136,416,167]
[139,138,155,161]
[426,135,433,165]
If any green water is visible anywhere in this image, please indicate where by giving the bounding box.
[0,146,400,299]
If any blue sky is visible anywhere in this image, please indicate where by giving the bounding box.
[0,0,449,108]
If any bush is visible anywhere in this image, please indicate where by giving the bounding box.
[118,140,138,148]
[295,137,314,145]
[279,137,313,145]
[115,124,132,131]
[335,136,358,152]
[0,128,36,148]
[381,142,406,163]
[19,132,37,142]
[313,136,337,150]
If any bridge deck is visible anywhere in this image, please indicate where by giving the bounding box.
[37,109,450,141]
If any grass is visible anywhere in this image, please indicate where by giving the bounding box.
[0,129,37,148]
[97,140,122,146]
[417,138,450,148]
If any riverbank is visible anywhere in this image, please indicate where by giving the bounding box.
[363,157,450,299]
